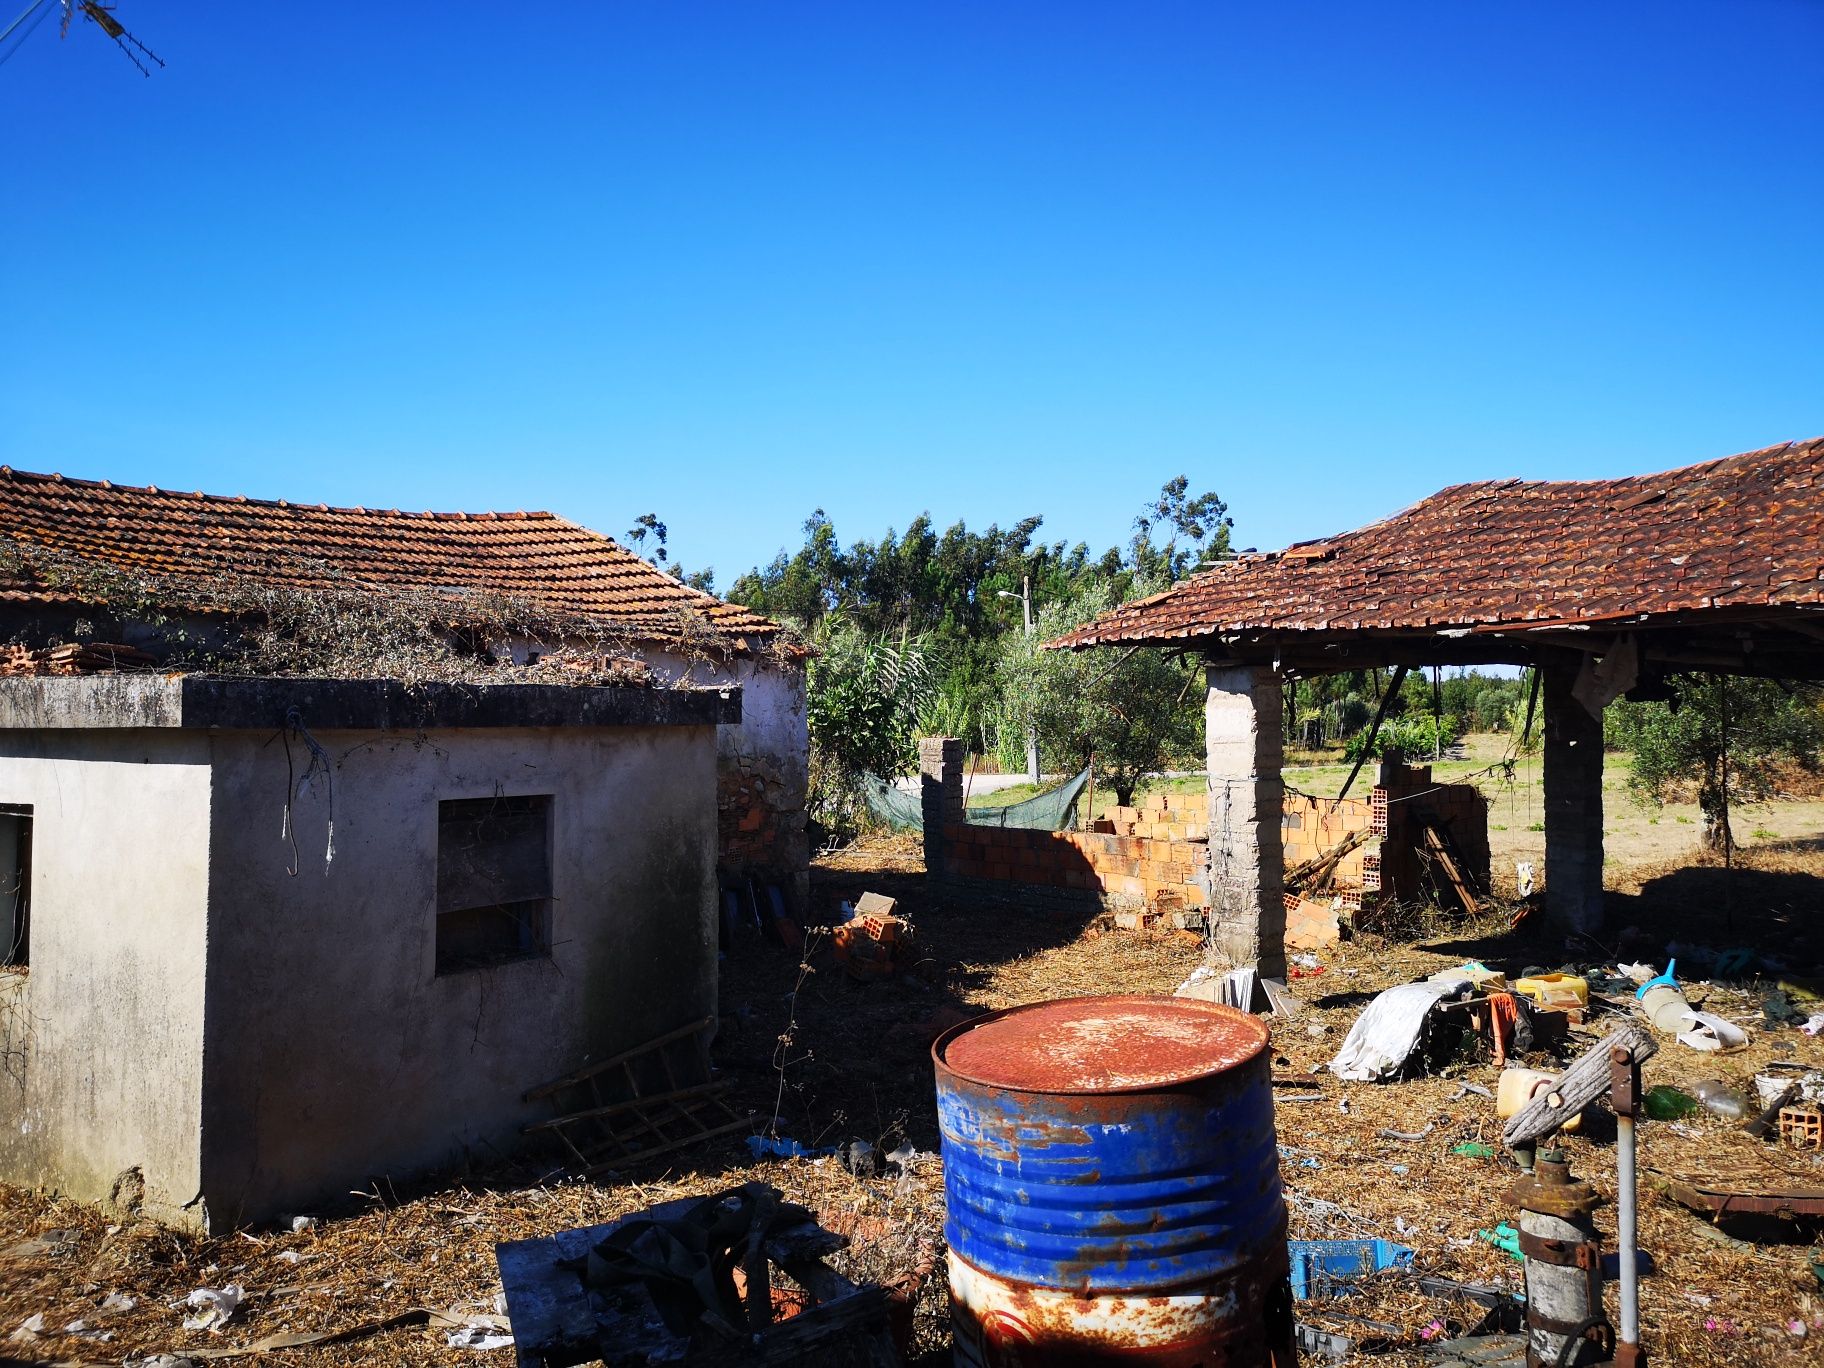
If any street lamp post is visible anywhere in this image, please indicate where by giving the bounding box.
[998,575,1041,787]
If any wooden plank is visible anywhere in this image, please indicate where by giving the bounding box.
[1420,819,1478,914]
[1503,1024,1657,1146]
[1337,665,1409,801]
[1284,827,1372,893]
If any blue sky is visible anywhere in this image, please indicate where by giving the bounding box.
[2,2,1819,587]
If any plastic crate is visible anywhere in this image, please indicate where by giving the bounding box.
[1287,1238,1416,1300]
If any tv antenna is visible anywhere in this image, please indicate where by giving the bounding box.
[62,1,163,76]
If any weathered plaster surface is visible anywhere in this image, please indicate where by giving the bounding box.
[0,731,212,1226]
[198,725,717,1226]
[0,711,720,1230]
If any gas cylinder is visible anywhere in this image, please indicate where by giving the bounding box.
[1510,1150,1613,1367]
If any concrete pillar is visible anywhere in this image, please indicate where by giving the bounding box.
[1543,663,1605,932]
[1204,666,1286,979]
[919,737,965,882]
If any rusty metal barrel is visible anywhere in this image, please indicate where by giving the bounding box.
[934,994,1295,1367]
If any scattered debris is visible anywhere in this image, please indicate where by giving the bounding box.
[180,1284,243,1332]
[1330,976,1470,1081]
[498,1184,902,1366]
[1287,1237,1415,1300]
[1780,1105,1823,1150]
[747,1134,832,1161]
[445,1320,515,1351]
[1376,1123,1436,1143]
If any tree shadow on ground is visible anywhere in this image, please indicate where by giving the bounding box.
[1419,861,1824,978]
[712,840,1105,1158]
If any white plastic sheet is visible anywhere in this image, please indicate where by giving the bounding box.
[1328,977,1470,1082]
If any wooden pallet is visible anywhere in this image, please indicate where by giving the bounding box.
[524,1017,754,1176]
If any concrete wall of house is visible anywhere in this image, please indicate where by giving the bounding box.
[0,731,212,1226]
[196,724,718,1227]
[650,650,809,910]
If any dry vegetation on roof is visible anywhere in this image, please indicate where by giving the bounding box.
[0,537,799,688]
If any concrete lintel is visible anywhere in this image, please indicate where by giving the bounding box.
[0,674,741,732]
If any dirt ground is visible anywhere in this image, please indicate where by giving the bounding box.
[1,828,1822,1367]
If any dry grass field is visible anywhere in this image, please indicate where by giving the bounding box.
[1,813,1821,1367]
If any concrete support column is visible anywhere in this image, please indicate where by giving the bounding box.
[919,737,965,882]
[1543,663,1605,932]
[1204,665,1286,980]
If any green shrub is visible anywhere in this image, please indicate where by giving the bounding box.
[1341,714,1459,764]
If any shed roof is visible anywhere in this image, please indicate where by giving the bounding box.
[0,467,782,645]
[1051,437,1824,661]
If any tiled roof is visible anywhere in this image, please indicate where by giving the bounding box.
[0,468,783,644]
[1052,437,1824,648]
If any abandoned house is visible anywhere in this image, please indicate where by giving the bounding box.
[0,469,801,1228]
[1051,435,1824,975]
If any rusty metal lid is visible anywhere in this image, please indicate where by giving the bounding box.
[935,994,1269,1093]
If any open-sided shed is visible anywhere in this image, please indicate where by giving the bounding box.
[1050,437,1824,973]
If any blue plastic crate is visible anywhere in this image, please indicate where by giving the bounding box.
[1287,1237,1416,1300]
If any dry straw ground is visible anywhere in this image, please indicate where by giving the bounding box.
[1,831,1821,1366]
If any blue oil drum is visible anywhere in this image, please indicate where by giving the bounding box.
[934,994,1295,1366]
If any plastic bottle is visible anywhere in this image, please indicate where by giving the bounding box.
[1691,1079,1750,1121]
[1642,1084,1698,1120]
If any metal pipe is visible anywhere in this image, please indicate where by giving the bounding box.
[1616,1111,1639,1348]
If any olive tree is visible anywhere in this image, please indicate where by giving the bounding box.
[1609,676,1824,852]
[998,581,1202,807]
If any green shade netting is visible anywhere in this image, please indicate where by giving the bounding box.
[862,767,1092,832]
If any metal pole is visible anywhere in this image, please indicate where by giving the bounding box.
[1617,1112,1638,1344]
[1611,1045,1645,1367]
[1023,574,1040,787]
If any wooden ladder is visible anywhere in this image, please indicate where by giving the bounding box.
[523,1016,753,1177]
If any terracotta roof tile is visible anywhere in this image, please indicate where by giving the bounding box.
[1052,437,1824,648]
[0,467,782,643]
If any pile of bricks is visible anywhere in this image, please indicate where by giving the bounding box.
[0,642,157,676]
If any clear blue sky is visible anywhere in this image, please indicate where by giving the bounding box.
[3,2,1819,588]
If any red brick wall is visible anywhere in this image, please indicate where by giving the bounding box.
[935,769,1488,914]
[942,820,1210,910]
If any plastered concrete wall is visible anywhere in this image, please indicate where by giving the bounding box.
[197,724,718,1226]
[0,731,212,1225]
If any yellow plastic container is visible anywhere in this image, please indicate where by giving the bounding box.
[1515,973,1588,1009]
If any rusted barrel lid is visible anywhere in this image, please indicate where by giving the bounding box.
[936,993,1269,1094]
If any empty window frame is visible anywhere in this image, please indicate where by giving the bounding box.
[435,795,552,974]
[0,805,30,968]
